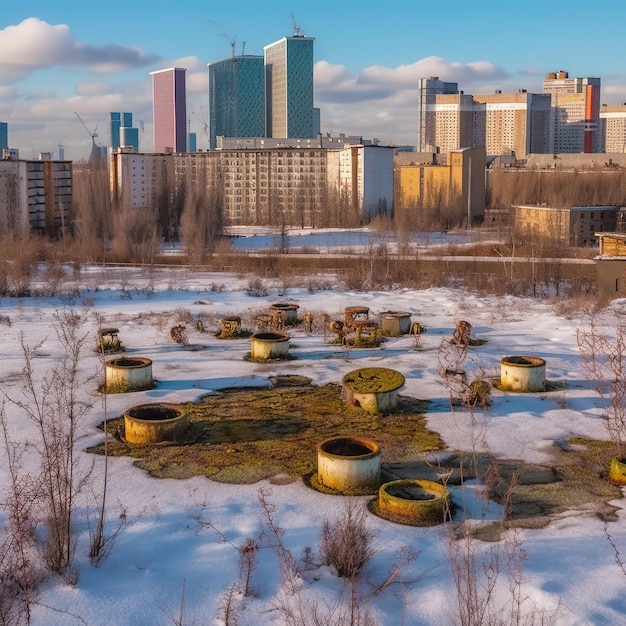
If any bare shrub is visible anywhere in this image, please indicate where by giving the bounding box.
[246,277,269,297]
[577,312,626,455]
[448,523,561,626]
[170,325,188,346]
[0,405,43,623]
[319,501,376,580]
[4,311,96,582]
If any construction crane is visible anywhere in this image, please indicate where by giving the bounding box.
[74,112,102,164]
[209,20,238,57]
[291,12,305,37]
[193,110,209,140]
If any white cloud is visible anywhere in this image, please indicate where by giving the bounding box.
[0,18,159,82]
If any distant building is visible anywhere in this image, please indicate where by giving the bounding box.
[264,36,315,139]
[110,112,139,152]
[188,132,197,153]
[513,204,618,246]
[395,146,486,223]
[472,91,551,159]
[110,138,394,227]
[417,77,459,152]
[600,104,626,153]
[208,55,265,149]
[542,70,601,153]
[595,230,626,295]
[418,84,551,158]
[150,68,187,153]
[0,122,7,150]
[0,156,72,236]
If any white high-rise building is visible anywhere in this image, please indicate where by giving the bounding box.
[542,70,601,153]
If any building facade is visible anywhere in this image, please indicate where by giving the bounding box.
[150,68,187,153]
[542,70,601,153]
[418,85,551,159]
[110,140,393,228]
[0,122,7,151]
[208,55,265,150]
[417,77,459,152]
[0,156,72,236]
[264,36,316,139]
[395,146,486,223]
[513,204,618,246]
[600,104,626,153]
[110,112,139,152]
[472,91,551,159]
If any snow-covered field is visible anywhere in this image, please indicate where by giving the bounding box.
[1,264,626,625]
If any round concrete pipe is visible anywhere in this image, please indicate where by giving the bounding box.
[269,303,299,325]
[342,367,405,414]
[250,332,291,361]
[317,436,381,493]
[105,357,153,393]
[124,403,187,444]
[377,479,449,526]
[500,355,546,392]
[380,311,412,336]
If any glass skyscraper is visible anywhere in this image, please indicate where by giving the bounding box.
[110,112,137,151]
[264,36,315,139]
[208,56,265,149]
[0,122,7,150]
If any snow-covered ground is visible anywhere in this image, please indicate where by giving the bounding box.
[1,265,625,625]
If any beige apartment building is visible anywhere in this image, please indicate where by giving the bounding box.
[542,70,601,153]
[600,104,626,153]
[472,92,551,159]
[419,90,550,159]
[513,204,618,246]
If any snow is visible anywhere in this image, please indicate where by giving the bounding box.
[1,261,626,625]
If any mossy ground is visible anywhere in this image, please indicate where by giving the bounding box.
[88,384,440,484]
[342,367,405,393]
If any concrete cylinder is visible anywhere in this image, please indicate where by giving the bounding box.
[269,303,299,325]
[317,436,381,493]
[500,355,546,392]
[124,403,187,444]
[250,332,291,361]
[380,311,412,336]
[342,367,405,414]
[105,357,153,393]
[378,479,449,526]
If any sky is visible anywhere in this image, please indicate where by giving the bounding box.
[3,235,626,622]
[2,1,626,161]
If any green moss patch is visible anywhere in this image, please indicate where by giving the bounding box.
[342,367,405,393]
[88,384,439,484]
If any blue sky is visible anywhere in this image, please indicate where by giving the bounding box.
[2,1,626,160]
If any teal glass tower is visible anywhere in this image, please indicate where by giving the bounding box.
[208,55,265,149]
[264,36,315,139]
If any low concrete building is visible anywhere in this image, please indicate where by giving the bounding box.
[595,232,626,295]
[513,204,619,246]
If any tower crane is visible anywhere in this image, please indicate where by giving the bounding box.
[291,13,305,37]
[74,112,102,164]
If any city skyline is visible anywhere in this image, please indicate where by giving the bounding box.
[2,1,626,161]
